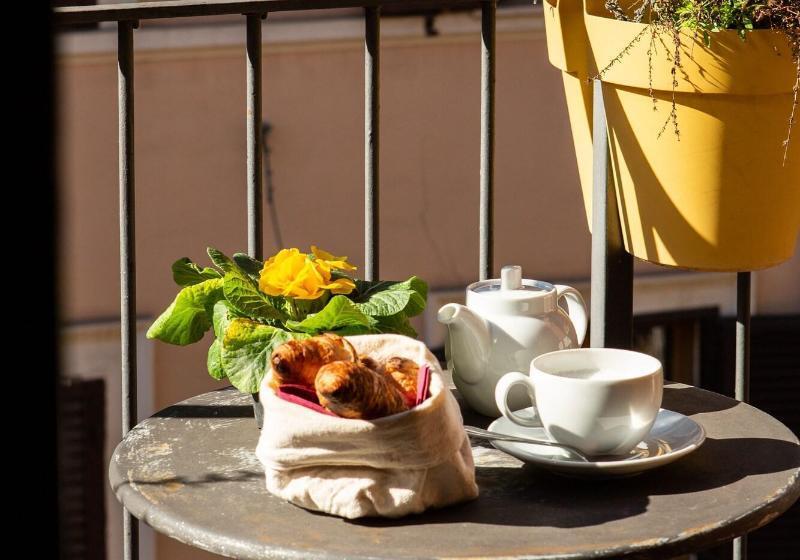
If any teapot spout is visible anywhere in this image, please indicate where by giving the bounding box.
[438,304,490,384]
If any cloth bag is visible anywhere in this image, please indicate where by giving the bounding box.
[255,334,479,519]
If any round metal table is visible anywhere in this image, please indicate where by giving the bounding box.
[110,382,800,559]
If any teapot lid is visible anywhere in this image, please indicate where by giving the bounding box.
[467,265,558,314]
[500,265,523,290]
[469,265,555,296]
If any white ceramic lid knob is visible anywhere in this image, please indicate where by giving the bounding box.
[500,265,523,290]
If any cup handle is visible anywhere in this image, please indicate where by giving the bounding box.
[494,372,538,427]
[555,284,588,347]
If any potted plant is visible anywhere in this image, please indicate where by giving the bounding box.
[543,0,799,270]
[146,246,427,427]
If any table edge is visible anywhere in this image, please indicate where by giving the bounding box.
[108,384,800,560]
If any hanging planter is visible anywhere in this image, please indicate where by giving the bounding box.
[543,0,800,271]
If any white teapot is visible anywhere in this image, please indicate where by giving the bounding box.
[438,265,588,417]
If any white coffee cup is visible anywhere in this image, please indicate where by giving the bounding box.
[494,348,663,455]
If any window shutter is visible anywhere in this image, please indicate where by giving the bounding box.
[701,315,799,559]
[746,316,800,559]
[58,378,106,560]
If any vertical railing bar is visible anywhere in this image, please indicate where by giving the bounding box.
[732,534,748,559]
[246,12,266,430]
[118,19,139,560]
[732,271,751,560]
[589,80,633,349]
[246,13,264,261]
[364,6,380,281]
[479,0,495,281]
[735,272,751,402]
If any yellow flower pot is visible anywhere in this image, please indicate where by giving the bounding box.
[543,0,800,271]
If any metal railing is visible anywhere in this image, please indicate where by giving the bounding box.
[53,2,752,559]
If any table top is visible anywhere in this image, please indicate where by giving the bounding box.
[110,381,800,559]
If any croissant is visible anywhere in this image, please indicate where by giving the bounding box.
[316,360,409,419]
[358,355,381,372]
[384,357,419,402]
[269,333,357,388]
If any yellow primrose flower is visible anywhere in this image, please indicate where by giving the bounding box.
[325,276,357,295]
[259,247,356,300]
[311,245,357,272]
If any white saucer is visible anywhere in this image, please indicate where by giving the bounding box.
[486,408,706,477]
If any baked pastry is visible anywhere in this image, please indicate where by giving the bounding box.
[384,357,419,402]
[358,355,381,372]
[315,360,409,419]
[270,333,357,388]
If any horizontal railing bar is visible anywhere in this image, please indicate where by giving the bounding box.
[54,0,482,25]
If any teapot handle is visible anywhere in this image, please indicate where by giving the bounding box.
[555,285,588,347]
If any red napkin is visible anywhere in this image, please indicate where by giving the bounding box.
[276,364,433,416]
[415,363,432,407]
[275,384,337,416]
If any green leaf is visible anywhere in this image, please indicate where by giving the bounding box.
[374,313,418,338]
[207,247,237,273]
[146,278,224,345]
[232,253,263,281]
[354,278,385,296]
[397,276,428,317]
[171,257,222,287]
[328,325,378,336]
[223,270,285,321]
[353,276,428,317]
[207,339,226,380]
[286,295,376,333]
[220,319,306,393]
[212,300,239,338]
[355,289,413,317]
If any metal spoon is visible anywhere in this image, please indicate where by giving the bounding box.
[464,425,591,462]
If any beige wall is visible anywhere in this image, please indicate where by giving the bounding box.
[58,10,603,406]
[56,8,799,560]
